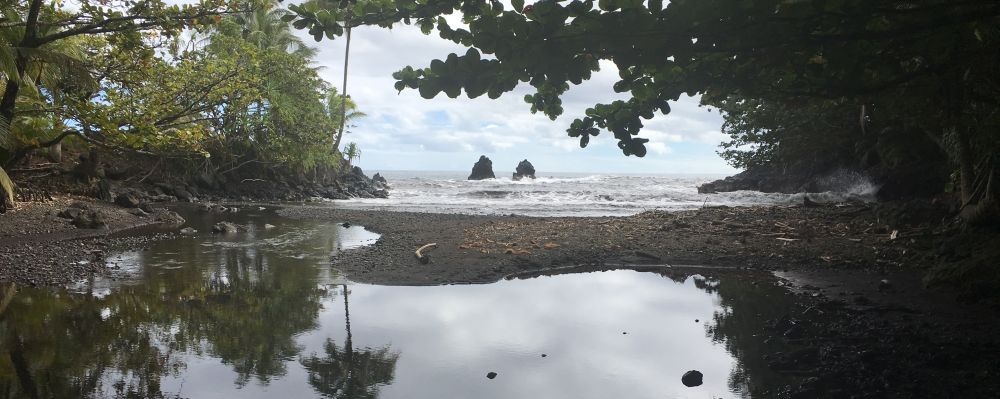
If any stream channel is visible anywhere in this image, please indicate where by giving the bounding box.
[0,206,800,398]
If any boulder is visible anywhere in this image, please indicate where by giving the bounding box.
[155,210,186,225]
[115,193,140,208]
[340,166,390,199]
[173,187,194,202]
[468,155,496,180]
[57,208,83,220]
[372,173,389,189]
[512,159,536,180]
[72,211,108,229]
[179,227,198,235]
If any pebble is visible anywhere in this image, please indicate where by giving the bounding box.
[486,372,497,379]
[681,370,703,387]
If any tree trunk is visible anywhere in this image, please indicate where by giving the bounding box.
[332,14,353,153]
[955,126,975,204]
[47,142,62,163]
[8,334,40,399]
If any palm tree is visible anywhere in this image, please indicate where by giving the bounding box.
[300,285,399,398]
[342,142,361,173]
[235,2,317,58]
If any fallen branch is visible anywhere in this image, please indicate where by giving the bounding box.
[415,243,438,264]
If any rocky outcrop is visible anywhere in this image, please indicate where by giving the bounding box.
[699,126,950,200]
[512,159,536,181]
[337,166,390,199]
[468,155,496,180]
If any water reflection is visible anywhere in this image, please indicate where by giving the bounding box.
[0,210,794,398]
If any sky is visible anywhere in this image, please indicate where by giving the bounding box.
[300,23,738,175]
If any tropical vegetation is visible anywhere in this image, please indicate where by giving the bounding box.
[0,0,364,210]
[286,0,1000,221]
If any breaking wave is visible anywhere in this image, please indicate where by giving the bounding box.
[328,171,878,217]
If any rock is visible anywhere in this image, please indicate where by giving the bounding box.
[681,370,703,387]
[264,224,277,230]
[878,279,892,291]
[468,155,496,180]
[139,203,156,213]
[69,201,93,210]
[179,227,197,235]
[486,372,498,379]
[115,193,140,208]
[173,187,194,202]
[198,203,228,213]
[128,208,148,217]
[372,173,389,189]
[342,222,352,228]
[72,211,107,229]
[212,222,240,234]
[512,159,536,180]
[155,211,186,225]
[57,208,83,219]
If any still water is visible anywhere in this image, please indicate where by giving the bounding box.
[0,208,794,398]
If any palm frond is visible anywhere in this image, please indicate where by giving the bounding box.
[0,165,14,206]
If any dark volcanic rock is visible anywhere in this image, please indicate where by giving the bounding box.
[512,159,536,180]
[72,211,108,229]
[468,155,496,180]
[372,173,389,188]
[341,166,390,199]
[681,370,703,387]
[114,193,140,208]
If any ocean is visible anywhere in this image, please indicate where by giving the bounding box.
[331,170,878,217]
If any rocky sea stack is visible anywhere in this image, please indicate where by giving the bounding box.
[468,155,496,180]
[512,159,536,181]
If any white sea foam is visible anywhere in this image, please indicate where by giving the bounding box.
[328,170,877,217]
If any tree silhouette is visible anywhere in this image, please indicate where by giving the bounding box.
[300,285,399,399]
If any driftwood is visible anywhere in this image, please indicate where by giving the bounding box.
[415,243,438,264]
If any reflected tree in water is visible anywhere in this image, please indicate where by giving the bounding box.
[301,285,399,399]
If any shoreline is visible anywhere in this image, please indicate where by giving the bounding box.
[0,196,182,286]
[3,198,1000,396]
[277,203,935,285]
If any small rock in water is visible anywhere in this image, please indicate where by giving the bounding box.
[878,279,892,291]
[264,224,277,230]
[541,354,547,357]
[695,319,699,323]
[179,227,197,235]
[681,370,703,387]
[342,222,351,228]
[486,372,497,379]
[212,222,240,234]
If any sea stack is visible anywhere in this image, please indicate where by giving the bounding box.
[512,159,536,181]
[468,155,496,180]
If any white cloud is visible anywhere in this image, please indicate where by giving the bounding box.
[303,20,735,173]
